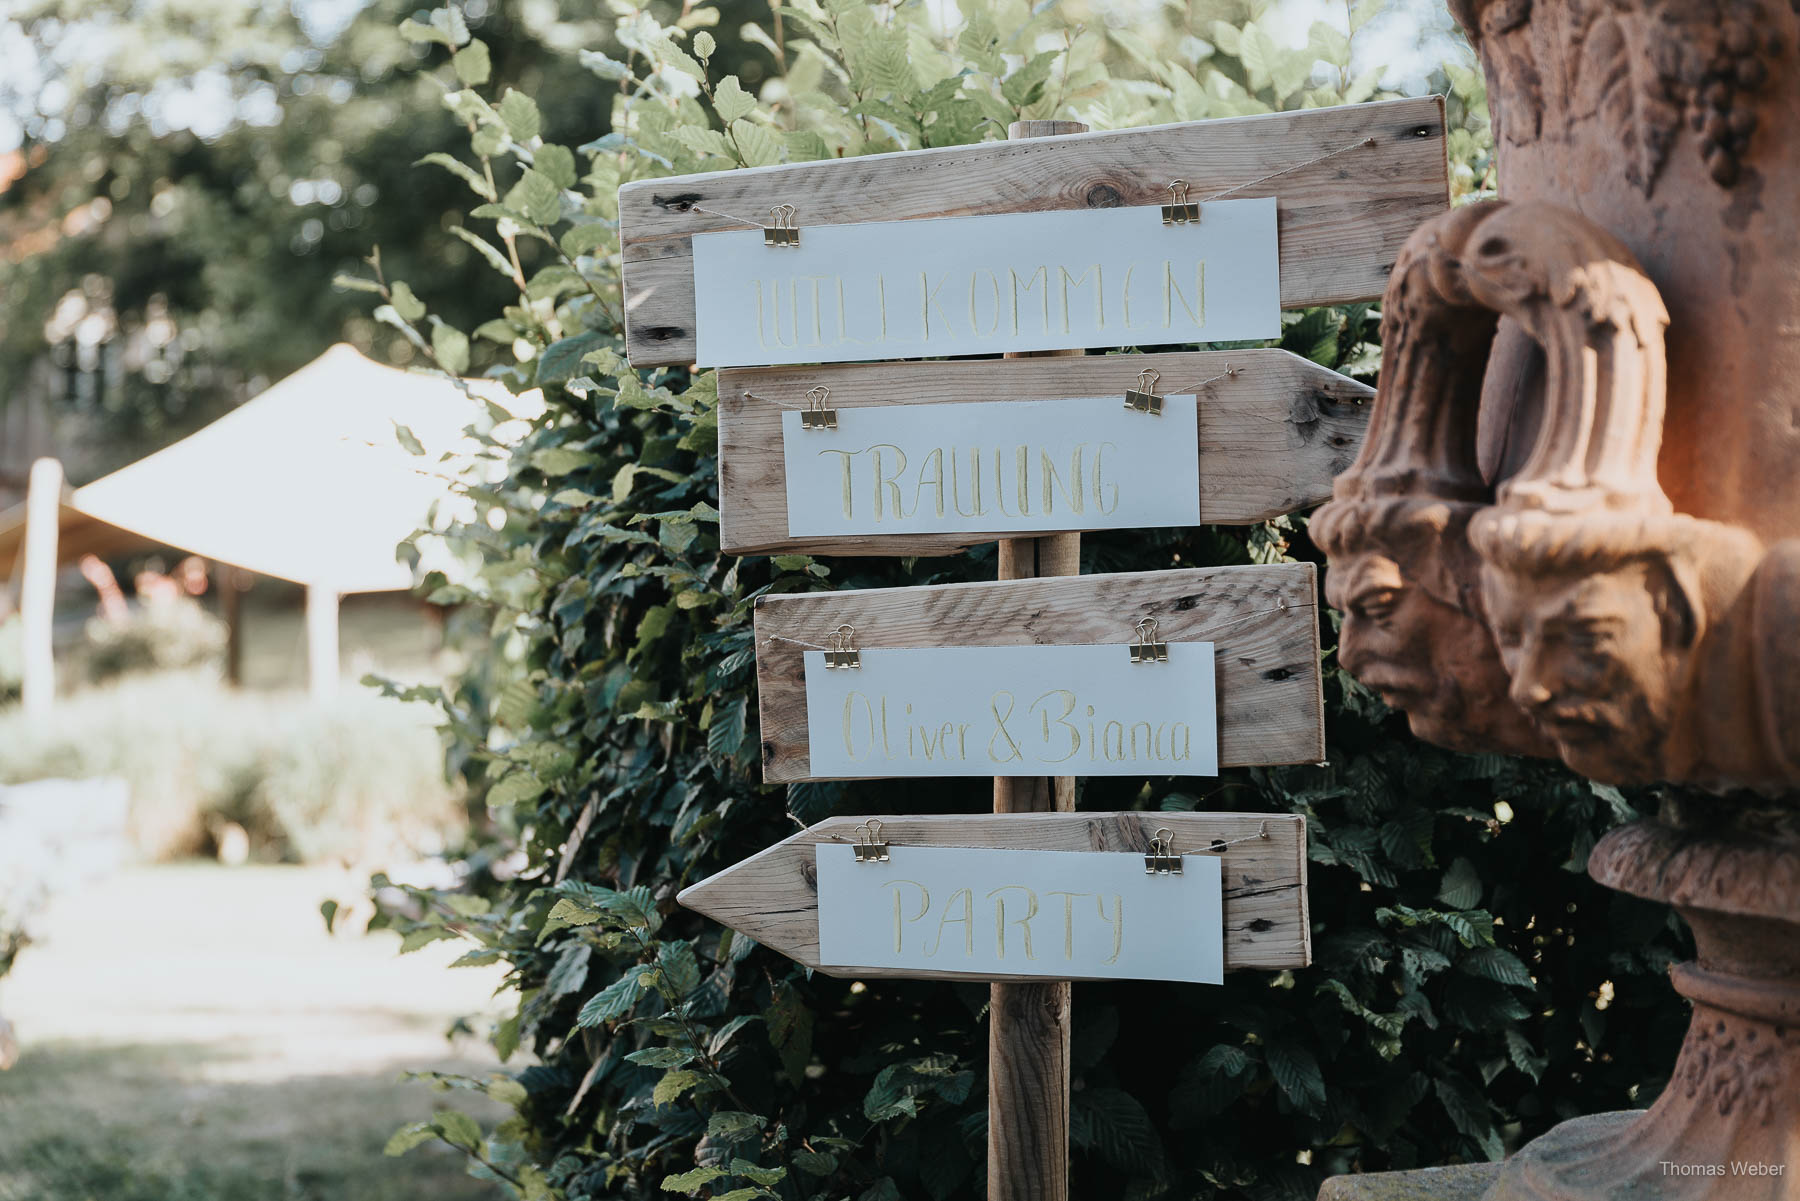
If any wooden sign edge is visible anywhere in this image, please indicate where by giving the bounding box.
[618,95,1450,366]
[751,562,1327,782]
[715,348,1373,556]
[676,812,1313,977]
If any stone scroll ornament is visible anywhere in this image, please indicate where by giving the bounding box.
[1311,204,1553,759]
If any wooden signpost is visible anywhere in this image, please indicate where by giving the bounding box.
[677,812,1311,981]
[716,349,1373,556]
[616,95,1450,1201]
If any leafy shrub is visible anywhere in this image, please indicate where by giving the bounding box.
[357,2,1683,1199]
[79,596,229,685]
[0,672,462,864]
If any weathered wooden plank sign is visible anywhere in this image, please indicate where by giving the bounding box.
[691,199,1278,367]
[718,350,1372,555]
[804,642,1219,777]
[619,96,1449,367]
[676,812,1310,980]
[753,563,1323,782]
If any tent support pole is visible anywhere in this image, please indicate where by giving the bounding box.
[21,458,63,719]
[306,583,339,702]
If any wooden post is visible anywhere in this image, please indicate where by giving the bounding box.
[20,457,63,719]
[305,582,339,702]
[219,563,246,687]
[986,117,1087,1201]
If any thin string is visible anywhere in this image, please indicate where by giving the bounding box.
[1196,135,1378,204]
[686,202,768,228]
[741,390,804,409]
[1158,363,1242,394]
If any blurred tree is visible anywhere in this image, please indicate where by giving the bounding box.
[0,0,757,483]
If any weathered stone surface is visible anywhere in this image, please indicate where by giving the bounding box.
[1318,1163,1500,1201]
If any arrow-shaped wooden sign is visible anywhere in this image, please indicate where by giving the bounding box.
[678,812,1310,981]
[716,350,1371,557]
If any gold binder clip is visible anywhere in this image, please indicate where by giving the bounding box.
[800,384,837,431]
[1130,617,1169,665]
[826,623,861,670]
[1161,180,1200,225]
[1124,368,1164,416]
[1145,827,1183,875]
[852,819,890,863]
[764,203,800,247]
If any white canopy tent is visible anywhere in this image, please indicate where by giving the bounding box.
[2,344,541,706]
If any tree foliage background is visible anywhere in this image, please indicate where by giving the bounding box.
[329,0,1679,1198]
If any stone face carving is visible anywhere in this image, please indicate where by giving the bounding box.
[1313,2,1800,1197]
[1313,206,1553,758]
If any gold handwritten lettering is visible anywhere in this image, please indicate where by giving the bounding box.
[1163,260,1204,330]
[987,885,1039,960]
[914,447,946,518]
[926,887,974,957]
[1096,894,1124,964]
[1009,266,1048,336]
[1041,445,1085,516]
[884,880,930,953]
[1057,265,1102,333]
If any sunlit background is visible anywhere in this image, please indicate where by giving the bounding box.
[0,2,1477,1198]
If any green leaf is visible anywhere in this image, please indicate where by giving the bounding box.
[707,1111,767,1142]
[713,75,757,123]
[535,143,578,189]
[430,6,470,47]
[729,120,783,167]
[1437,857,1483,909]
[1459,946,1534,987]
[433,1110,483,1152]
[1265,1038,1327,1112]
[498,89,542,143]
[449,226,516,282]
[692,30,717,60]
[384,1121,437,1156]
[538,331,612,387]
[731,1161,786,1187]
[488,769,545,807]
[389,281,427,322]
[415,152,497,201]
[392,422,426,456]
[658,939,702,995]
[662,1166,729,1195]
[1350,0,1385,33]
[1002,50,1060,108]
[560,222,613,257]
[319,898,340,935]
[431,321,470,376]
[625,1046,697,1068]
[579,49,633,81]
[578,968,652,1026]
[793,1151,838,1177]
[399,926,458,953]
[398,17,454,47]
[506,167,562,226]
[452,39,491,86]
[539,897,603,941]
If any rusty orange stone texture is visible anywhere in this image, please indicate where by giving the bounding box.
[1315,1,1800,1198]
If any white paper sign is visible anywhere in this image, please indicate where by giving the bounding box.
[692,199,1280,367]
[815,843,1224,983]
[780,396,1201,537]
[803,643,1217,777]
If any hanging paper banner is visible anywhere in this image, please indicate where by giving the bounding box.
[780,395,1202,538]
[801,642,1217,778]
[691,199,1279,368]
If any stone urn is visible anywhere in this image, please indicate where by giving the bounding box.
[1314,1,1800,1197]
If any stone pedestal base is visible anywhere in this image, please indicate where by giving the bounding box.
[1317,1163,1501,1201]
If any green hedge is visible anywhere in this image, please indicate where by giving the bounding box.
[360,3,1686,1198]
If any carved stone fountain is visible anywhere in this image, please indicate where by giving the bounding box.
[1315,1,1800,1197]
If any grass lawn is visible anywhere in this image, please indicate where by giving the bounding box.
[0,864,513,1201]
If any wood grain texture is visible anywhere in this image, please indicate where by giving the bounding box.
[717,349,1372,555]
[989,118,1084,1201]
[619,97,1448,366]
[752,563,1325,782]
[675,811,1312,977]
